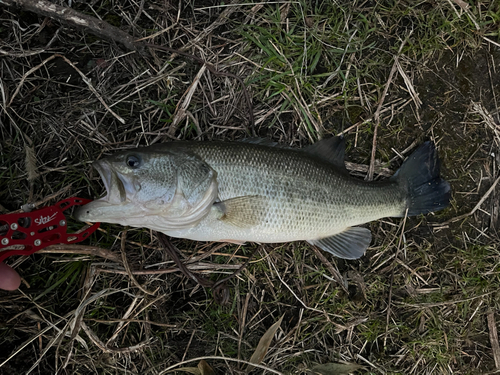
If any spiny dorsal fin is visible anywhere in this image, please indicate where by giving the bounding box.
[214,195,269,228]
[304,137,348,173]
[307,226,372,259]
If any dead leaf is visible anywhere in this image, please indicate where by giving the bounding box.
[310,362,362,375]
[247,315,284,372]
[170,360,214,375]
[198,360,215,375]
[25,144,38,182]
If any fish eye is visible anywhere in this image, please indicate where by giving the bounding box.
[126,155,141,169]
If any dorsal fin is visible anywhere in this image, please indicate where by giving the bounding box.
[304,137,348,173]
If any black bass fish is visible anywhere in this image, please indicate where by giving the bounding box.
[75,138,450,259]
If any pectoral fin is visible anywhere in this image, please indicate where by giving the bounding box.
[214,195,269,228]
[308,227,372,260]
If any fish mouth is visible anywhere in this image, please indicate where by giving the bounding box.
[93,160,127,204]
[74,160,129,223]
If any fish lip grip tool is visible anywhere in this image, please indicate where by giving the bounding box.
[0,197,100,263]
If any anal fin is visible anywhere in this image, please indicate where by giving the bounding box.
[307,227,372,260]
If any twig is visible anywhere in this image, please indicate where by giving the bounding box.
[7,53,125,123]
[145,43,255,134]
[210,245,260,300]
[38,244,121,263]
[0,0,147,54]
[310,246,348,293]
[0,26,60,57]
[159,355,284,375]
[53,54,125,124]
[157,232,213,287]
[156,233,259,304]
[81,321,152,354]
[268,255,332,316]
[168,64,207,137]
[60,262,97,371]
[367,36,410,181]
[0,310,74,369]
[97,263,241,276]
[356,354,384,374]
[5,185,73,214]
[120,230,156,295]
[105,297,140,346]
[397,291,495,308]
[384,210,408,349]
[438,174,500,226]
[487,311,500,369]
[8,54,58,107]
[86,318,176,328]
[483,36,500,49]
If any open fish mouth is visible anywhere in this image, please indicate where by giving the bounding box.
[93,160,127,204]
[74,160,129,222]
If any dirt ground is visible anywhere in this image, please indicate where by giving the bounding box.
[1,1,500,374]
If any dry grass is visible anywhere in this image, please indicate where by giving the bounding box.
[1,0,500,374]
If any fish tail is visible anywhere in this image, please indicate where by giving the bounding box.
[393,142,451,216]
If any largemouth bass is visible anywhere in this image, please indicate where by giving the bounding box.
[75,138,450,259]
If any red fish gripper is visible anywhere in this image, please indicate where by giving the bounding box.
[0,197,100,263]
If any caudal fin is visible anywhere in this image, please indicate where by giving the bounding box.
[393,142,451,216]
